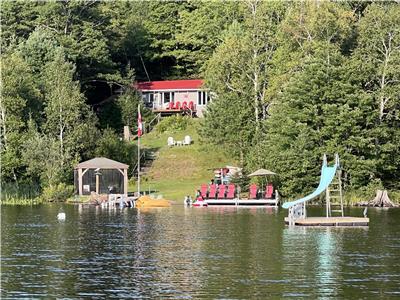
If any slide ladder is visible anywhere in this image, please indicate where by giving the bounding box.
[282,154,344,225]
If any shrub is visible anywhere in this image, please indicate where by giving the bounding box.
[155,115,190,133]
[42,183,73,202]
[344,179,384,205]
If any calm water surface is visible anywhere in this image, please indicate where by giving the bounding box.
[1,205,400,299]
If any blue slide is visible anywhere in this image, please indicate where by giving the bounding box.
[282,156,338,209]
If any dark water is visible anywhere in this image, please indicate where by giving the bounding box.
[1,205,400,299]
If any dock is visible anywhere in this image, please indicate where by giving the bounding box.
[284,216,369,226]
[205,199,279,206]
[100,194,137,209]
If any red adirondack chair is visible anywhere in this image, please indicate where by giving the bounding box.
[217,184,226,199]
[226,184,235,199]
[249,184,258,199]
[188,101,195,110]
[175,101,181,110]
[265,184,273,199]
[182,101,188,109]
[200,184,208,198]
[168,102,175,109]
[208,184,217,199]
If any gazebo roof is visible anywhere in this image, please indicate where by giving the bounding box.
[75,157,129,169]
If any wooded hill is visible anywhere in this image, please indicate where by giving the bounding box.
[1,1,399,201]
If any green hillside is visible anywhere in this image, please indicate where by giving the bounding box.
[129,119,236,201]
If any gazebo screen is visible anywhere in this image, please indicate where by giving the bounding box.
[74,168,124,195]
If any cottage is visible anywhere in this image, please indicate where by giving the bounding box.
[136,79,211,117]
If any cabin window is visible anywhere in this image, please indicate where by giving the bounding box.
[164,92,174,104]
[197,91,203,106]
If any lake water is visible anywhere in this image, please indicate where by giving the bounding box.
[1,205,400,299]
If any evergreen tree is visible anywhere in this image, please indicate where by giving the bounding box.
[252,47,376,197]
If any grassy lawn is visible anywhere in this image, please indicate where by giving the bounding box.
[129,119,236,201]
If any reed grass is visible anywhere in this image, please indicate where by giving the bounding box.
[1,182,42,205]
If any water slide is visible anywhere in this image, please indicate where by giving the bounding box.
[282,156,338,209]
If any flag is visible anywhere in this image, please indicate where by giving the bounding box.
[137,106,143,137]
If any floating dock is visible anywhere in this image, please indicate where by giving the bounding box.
[205,199,278,206]
[284,216,369,226]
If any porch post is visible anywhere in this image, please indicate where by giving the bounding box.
[123,168,128,196]
[78,168,83,196]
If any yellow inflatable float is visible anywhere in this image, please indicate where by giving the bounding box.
[135,195,171,208]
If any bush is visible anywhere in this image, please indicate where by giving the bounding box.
[388,191,400,204]
[155,115,190,133]
[344,179,384,205]
[95,128,138,176]
[42,183,73,202]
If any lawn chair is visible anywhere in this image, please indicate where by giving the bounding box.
[249,184,258,199]
[217,184,226,199]
[265,184,273,199]
[183,135,191,145]
[188,101,195,110]
[208,184,217,199]
[226,184,235,199]
[182,101,188,109]
[167,137,175,147]
[200,184,208,198]
[175,101,181,110]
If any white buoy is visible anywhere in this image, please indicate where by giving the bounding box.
[57,212,66,221]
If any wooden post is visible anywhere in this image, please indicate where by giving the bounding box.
[78,168,83,195]
[124,168,128,196]
[326,186,331,218]
[96,173,99,194]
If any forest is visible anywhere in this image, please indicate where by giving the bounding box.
[1,1,399,202]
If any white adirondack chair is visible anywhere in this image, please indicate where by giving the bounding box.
[167,137,175,147]
[183,135,192,145]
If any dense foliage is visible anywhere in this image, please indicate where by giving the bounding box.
[201,1,400,197]
[1,1,399,200]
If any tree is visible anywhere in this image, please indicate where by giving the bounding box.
[43,50,99,182]
[22,129,64,187]
[0,53,41,182]
[201,2,286,164]
[200,23,253,165]
[251,47,377,196]
[174,1,240,76]
[0,1,39,51]
[351,4,400,188]
[95,128,138,176]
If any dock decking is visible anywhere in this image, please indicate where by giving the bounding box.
[284,216,369,226]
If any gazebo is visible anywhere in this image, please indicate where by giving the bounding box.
[74,157,129,196]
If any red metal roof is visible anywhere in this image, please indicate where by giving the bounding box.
[135,79,204,91]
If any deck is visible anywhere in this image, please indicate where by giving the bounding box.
[205,198,279,206]
[284,216,369,226]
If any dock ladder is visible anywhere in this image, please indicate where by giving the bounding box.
[325,154,344,217]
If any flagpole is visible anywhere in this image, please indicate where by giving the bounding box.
[137,104,141,197]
